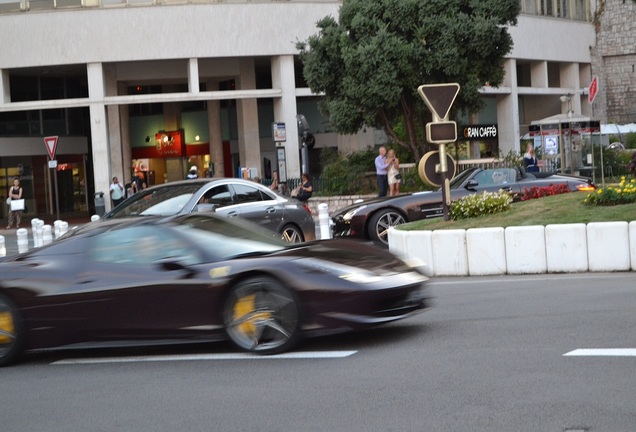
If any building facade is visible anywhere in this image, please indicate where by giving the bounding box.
[0,0,612,219]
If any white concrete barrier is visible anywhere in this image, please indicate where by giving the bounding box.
[545,224,588,273]
[631,221,636,271]
[466,227,506,276]
[404,230,434,277]
[389,221,636,275]
[431,230,468,276]
[504,226,547,274]
[387,228,408,258]
[586,222,630,272]
[0,235,5,257]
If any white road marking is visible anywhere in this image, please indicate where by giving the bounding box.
[564,349,636,357]
[52,351,358,365]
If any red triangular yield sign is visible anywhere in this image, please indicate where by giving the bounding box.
[44,136,59,160]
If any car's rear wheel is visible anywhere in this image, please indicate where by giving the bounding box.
[0,294,24,367]
[223,276,301,354]
[367,209,407,246]
[280,224,304,244]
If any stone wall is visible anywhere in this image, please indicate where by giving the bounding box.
[304,194,377,217]
[592,0,636,123]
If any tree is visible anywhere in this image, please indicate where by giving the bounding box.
[297,0,520,160]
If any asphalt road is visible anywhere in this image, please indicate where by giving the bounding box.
[2,273,636,431]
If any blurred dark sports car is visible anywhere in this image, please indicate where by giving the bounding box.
[0,214,429,366]
[332,166,596,245]
[104,178,315,244]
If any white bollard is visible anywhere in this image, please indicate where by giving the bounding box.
[31,218,40,248]
[42,225,53,245]
[17,228,29,254]
[58,221,69,237]
[35,219,44,248]
[0,235,5,257]
[318,203,331,240]
[54,220,62,239]
[91,215,100,222]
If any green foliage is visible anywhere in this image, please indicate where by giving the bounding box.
[319,147,376,195]
[584,177,636,206]
[449,190,513,220]
[499,149,524,169]
[317,147,432,195]
[297,0,520,160]
[624,133,636,149]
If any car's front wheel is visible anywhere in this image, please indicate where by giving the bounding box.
[223,276,301,354]
[367,209,407,246]
[280,224,304,244]
[0,294,24,367]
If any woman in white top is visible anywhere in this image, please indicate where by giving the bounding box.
[387,149,401,196]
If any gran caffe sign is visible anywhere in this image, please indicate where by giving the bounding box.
[462,124,498,141]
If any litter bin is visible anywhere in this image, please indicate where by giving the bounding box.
[94,192,105,216]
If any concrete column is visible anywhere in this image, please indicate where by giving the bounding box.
[188,59,200,94]
[236,58,260,176]
[207,80,224,178]
[530,61,548,88]
[560,62,581,114]
[118,82,132,185]
[87,63,112,212]
[103,64,124,187]
[0,69,9,103]
[271,55,301,178]
[497,59,520,155]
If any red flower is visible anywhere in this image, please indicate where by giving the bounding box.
[521,183,571,201]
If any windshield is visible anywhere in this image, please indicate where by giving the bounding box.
[106,184,202,218]
[449,168,477,189]
[174,214,288,259]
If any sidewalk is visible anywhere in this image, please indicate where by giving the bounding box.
[1,215,93,257]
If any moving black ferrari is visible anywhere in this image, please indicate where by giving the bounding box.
[0,214,430,366]
[332,166,596,245]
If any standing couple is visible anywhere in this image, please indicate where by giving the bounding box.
[375,146,400,197]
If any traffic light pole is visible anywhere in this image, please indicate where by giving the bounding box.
[438,143,451,221]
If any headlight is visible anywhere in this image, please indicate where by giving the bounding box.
[343,205,368,221]
[297,257,382,283]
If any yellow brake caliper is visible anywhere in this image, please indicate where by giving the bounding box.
[0,311,15,344]
[233,294,271,337]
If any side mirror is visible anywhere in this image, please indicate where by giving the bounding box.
[466,180,479,190]
[195,203,219,213]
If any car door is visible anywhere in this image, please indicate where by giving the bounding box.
[229,183,283,234]
[196,184,242,219]
[457,168,522,198]
[74,226,223,340]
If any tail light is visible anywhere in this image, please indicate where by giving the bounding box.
[576,183,596,192]
[302,204,312,214]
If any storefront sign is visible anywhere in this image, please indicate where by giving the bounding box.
[131,131,185,159]
[462,124,498,140]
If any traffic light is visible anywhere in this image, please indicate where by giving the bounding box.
[302,130,315,149]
